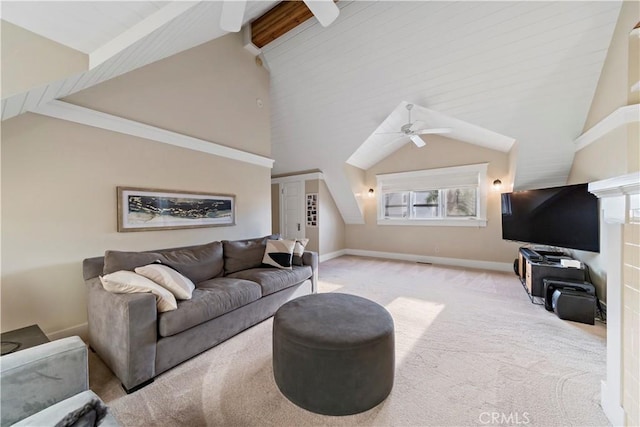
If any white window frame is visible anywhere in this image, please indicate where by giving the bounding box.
[376,163,488,227]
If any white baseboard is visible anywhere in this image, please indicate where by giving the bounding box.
[332,248,512,273]
[47,322,88,342]
[601,380,626,426]
[319,249,347,263]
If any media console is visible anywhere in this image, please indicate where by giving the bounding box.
[517,247,586,302]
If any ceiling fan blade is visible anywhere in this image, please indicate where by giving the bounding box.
[409,120,426,132]
[220,0,247,32]
[303,0,340,27]
[383,136,409,147]
[410,135,426,147]
[375,131,404,135]
[415,128,453,135]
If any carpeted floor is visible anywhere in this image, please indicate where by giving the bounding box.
[90,256,609,426]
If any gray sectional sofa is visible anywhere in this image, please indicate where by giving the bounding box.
[82,235,317,393]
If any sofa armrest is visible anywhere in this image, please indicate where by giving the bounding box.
[302,251,318,293]
[0,336,88,426]
[86,277,157,391]
[12,390,120,427]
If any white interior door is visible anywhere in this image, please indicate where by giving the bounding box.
[280,181,305,240]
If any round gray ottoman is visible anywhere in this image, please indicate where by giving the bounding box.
[272,293,395,416]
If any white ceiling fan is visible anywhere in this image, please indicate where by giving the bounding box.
[220,0,340,32]
[378,104,452,147]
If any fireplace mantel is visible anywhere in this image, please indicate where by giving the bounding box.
[589,171,640,426]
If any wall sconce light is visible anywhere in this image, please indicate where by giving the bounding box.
[492,179,502,191]
[367,188,375,198]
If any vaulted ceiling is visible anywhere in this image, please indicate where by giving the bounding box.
[1,1,623,224]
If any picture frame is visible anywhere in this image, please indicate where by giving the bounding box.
[306,193,318,227]
[117,187,235,232]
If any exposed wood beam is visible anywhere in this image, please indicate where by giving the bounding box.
[251,1,336,48]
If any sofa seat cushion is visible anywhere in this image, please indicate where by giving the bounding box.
[226,266,312,297]
[158,278,261,337]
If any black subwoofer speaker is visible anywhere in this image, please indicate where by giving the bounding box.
[543,278,596,311]
[551,289,596,325]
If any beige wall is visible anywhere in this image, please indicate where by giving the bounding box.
[581,2,639,131]
[319,179,345,256]
[570,0,639,183]
[1,20,88,98]
[1,114,271,336]
[346,136,519,264]
[629,121,640,172]
[64,33,270,157]
[570,126,632,183]
[1,31,272,337]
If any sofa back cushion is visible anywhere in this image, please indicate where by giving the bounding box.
[222,235,279,275]
[103,241,224,283]
[158,241,224,283]
[103,251,159,276]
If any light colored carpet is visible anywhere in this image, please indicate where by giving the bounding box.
[90,256,609,426]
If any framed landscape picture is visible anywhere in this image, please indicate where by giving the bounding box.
[117,187,235,232]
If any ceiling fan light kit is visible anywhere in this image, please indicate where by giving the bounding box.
[409,134,426,148]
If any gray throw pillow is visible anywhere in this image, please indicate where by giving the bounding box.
[292,238,309,266]
[54,398,107,427]
[103,251,160,276]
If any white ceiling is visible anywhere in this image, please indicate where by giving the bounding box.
[0,1,168,53]
[262,1,622,222]
[0,1,624,225]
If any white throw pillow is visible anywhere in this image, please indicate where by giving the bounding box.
[100,270,177,312]
[292,238,309,266]
[262,239,296,270]
[135,264,195,300]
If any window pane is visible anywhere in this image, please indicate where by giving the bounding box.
[385,206,409,218]
[385,192,407,206]
[445,188,476,217]
[412,190,440,218]
[384,192,409,218]
[413,206,439,218]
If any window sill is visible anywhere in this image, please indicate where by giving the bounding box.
[377,218,487,227]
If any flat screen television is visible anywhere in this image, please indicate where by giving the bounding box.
[501,183,600,252]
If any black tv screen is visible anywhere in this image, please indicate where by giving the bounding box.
[501,183,600,252]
